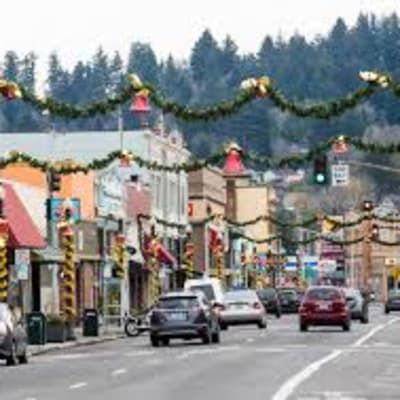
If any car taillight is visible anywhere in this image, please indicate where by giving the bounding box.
[194,308,207,323]
[213,304,225,314]
[253,302,262,309]
[333,301,346,312]
[300,302,315,312]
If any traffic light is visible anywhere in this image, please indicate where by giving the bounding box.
[313,155,328,185]
[49,172,61,192]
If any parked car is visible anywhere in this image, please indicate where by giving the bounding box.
[257,288,281,318]
[218,289,267,330]
[184,277,225,305]
[342,287,369,323]
[278,288,300,313]
[385,289,400,314]
[299,286,351,332]
[0,303,28,366]
[149,291,220,347]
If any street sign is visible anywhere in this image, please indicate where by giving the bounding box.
[331,164,349,187]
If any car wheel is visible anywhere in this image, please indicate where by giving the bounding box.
[276,312,281,319]
[300,322,308,332]
[258,318,267,329]
[6,342,18,366]
[220,323,228,331]
[161,338,170,346]
[150,335,160,347]
[385,307,390,314]
[343,321,351,332]
[211,330,220,344]
[202,328,211,345]
[360,314,369,324]
[18,349,28,364]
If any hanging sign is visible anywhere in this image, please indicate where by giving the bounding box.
[331,164,349,187]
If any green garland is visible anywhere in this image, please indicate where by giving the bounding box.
[6,134,400,175]
[0,71,398,121]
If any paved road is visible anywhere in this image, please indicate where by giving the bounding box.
[1,304,399,400]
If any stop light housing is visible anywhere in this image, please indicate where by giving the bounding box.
[313,155,328,185]
[49,172,61,192]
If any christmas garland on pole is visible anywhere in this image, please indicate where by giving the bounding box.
[0,70,396,121]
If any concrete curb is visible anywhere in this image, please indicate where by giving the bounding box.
[29,333,127,356]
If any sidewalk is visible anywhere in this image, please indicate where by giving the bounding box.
[29,325,126,356]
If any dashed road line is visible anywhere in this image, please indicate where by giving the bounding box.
[111,368,127,376]
[69,382,88,390]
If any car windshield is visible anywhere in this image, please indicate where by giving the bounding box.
[343,289,360,299]
[225,291,257,302]
[306,288,342,301]
[389,290,400,299]
[257,289,276,300]
[189,284,215,301]
[279,290,297,300]
[158,297,199,309]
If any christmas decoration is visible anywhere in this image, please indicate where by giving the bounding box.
[0,234,8,302]
[0,79,22,100]
[113,234,126,279]
[58,200,76,321]
[7,71,400,121]
[223,142,246,175]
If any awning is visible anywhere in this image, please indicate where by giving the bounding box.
[157,244,177,268]
[4,183,46,249]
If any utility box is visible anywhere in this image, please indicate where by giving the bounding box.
[83,308,99,337]
[27,312,47,345]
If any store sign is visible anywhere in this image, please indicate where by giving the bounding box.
[47,198,81,222]
[97,167,124,217]
[15,249,30,280]
[331,164,349,187]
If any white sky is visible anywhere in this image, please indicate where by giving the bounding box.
[2,0,400,77]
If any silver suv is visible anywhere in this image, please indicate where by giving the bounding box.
[0,303,28,366]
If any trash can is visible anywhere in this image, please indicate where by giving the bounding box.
[83,308,99,337]
[26,312,47,345]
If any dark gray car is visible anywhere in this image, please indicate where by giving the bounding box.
[150,291,220,347]
[0,303,28,366]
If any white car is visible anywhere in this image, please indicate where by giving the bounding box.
[218,290,267,330]
[184,277,225,305]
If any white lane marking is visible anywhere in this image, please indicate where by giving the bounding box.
[177,348,217,360]
[176,345,241,360]
[272,317,400,400]
[246,338,255,343]
[147,358,163,366]
[69,382,87,390]
[272,350,343,400]
[125,350,155,357]
[111,368,127,376]
[354,317,398,347]
[255,348,286,353]
[24,398,37,400]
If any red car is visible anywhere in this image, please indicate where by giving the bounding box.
[299,286,351,332]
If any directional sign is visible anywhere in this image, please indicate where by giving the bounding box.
[331,164,349,187]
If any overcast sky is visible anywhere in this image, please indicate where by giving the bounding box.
[2,0,400,75]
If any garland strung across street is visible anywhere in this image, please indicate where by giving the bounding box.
[136,214,400,245]
[4,134,400,175]
[0,70,397,121]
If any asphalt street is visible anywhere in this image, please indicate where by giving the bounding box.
[1,304,399,400]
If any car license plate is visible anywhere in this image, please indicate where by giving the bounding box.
[318,303,329,311]
[169,312,186,321]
